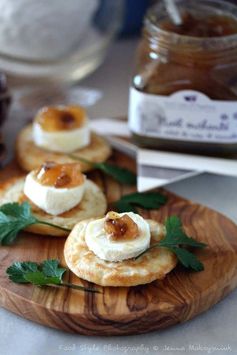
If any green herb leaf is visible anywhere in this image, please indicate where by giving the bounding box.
[0,202,37,245]
[169,247,204,272]
[6,261,39,283]
[0,202,71,245]
[6,259,64,285]
[159,216,206,249]
[115,192,168,213]
[95,162,136,185]
[69,154,136,185]
[24,271,61,286]
[42,259,66,280]
[115,200,138,213]
[136,216,207,271]
[6,259,100,293]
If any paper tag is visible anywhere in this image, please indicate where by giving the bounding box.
[129,87,237,144]
[89,118,130,137]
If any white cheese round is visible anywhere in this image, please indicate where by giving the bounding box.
[24,171,86,215]
[85,212,151,262]
[32,121,90,153]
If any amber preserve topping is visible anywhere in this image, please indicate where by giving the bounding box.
[35,105,87,132]
[35,162,85,188]
[104,212,139,241]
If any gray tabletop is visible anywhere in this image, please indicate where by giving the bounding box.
[1,39,237,355]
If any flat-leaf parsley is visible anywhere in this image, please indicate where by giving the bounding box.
[7,259,99,293]
[136,216,206,271]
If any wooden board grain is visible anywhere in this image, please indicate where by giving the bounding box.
[0,151,237,335]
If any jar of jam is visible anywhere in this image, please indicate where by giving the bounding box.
[129,0,237,155]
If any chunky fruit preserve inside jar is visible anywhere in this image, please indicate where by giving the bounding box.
[129,0,237,155]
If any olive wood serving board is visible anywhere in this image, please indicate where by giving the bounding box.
[0,151,237,336]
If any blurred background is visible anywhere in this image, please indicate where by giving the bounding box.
[1,0,237,159]
[0,0,151,84]
[1,0,237,84]
[0,0,235,85]
[0,0,152,161]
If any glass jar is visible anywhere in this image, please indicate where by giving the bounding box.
[129,0,237,156]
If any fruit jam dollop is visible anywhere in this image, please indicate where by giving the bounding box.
[35,162,85,188]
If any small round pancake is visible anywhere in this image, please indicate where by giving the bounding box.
[64,219,177,287]
[16,124,112,172]
[0,177,107,237]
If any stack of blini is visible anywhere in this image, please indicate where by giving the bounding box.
[0,105,176,287]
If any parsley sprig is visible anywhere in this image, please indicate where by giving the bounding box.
[6,259,99,293]
[0,202,70,245]
[136,216,207,271]
[68,155,136,185]
[114,191,168,213]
